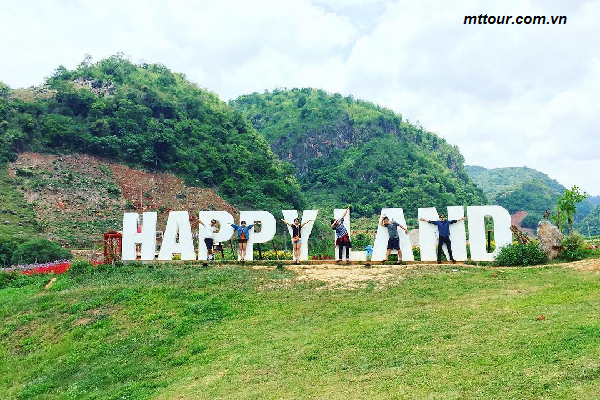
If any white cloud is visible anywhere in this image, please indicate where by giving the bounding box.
[0,0,598,195]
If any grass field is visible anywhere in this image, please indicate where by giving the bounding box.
[1,262,599,399]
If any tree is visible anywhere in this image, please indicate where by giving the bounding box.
[554,186,587,233]
[10,238,71,265]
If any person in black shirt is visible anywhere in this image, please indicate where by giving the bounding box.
[281,217,314,264]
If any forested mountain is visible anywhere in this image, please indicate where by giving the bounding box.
[576,206,600,236]
[0,55,302,212]
[465,166,565,200]
[466,165,594,230]
[230,88,486,217]
[587,196,600,206]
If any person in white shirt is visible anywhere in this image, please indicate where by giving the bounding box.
[199,219,220,260]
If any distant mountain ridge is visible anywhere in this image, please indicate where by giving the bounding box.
[466,165,594,231]
[465,166,565,199]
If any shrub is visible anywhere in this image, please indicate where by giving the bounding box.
[0,272,12,289]
[0,236,20,267]
[10,238,72,265]
[0,271,32,289]
[412,246,421,261]
[521,214,541,230]
[559,232,586,261]
[495,243,547,266]
[68,260,94,276]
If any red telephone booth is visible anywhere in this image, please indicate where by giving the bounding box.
[104,231,123,264]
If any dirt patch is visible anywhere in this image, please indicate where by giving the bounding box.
[294,264,401,288]
[255,263,422,289]
[559,259,600,273]
[511,211,535,237]
[111,163,238,231]
[73,317,93,326]
[44,278,57,290]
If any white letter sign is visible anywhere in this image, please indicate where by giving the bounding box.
[122,212,157,261]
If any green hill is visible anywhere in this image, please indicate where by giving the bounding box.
[576,205,600,236]
[465,165,594,230]
[587,196,600,206]
[465,165,565,200]
[0,55,302,213]
[230,89,486,218]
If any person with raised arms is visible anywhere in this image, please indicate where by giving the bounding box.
[419,213,467,264]
[231,220,254,261]
[280,217,314,264]
[380,215,409,264]
[331,206,351,263]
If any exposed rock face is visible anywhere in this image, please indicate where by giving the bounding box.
[537,220,563,259]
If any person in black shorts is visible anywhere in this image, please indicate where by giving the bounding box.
[281,217,314,264]
[380,215,408,264]
[199,219,220,260]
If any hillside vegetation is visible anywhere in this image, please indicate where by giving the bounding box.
[231,89,486,217]
[466,166,594,231]
[577,206,600,236]
[0,167,39,240]
[1,263,599,399]
[0,55,302,212]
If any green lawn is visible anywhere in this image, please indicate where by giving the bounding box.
[0,263,598,399]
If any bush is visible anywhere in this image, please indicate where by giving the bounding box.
[0,272,12,289]
[412,246,421,261]
[10,238,72,265]
[521,214,541,230]
[495,243,547,266]
[68,259,94,276]
[559,232,586,261]
[0,236,20,267]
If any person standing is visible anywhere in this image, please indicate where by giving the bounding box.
[281,217,314,264]
[331,206,351,263]
[231,221,254,261]
[199,219,220,261]
[419,214,467,264]
[380,215,408,264]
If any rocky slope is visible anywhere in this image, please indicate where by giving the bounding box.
[8,152,237,248]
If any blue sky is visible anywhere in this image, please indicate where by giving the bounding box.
[1,0,598,195]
